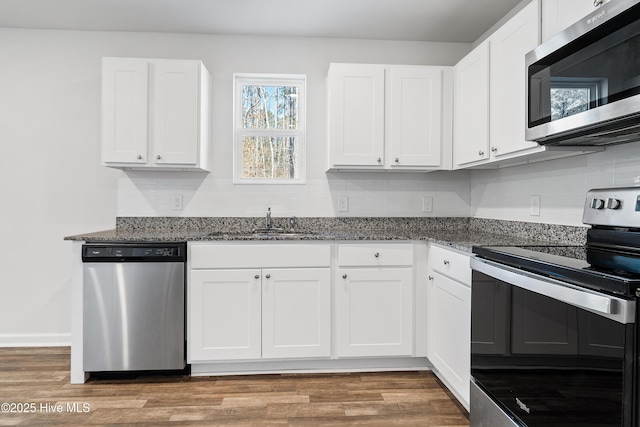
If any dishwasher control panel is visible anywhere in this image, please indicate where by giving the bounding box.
[82,243,186,262]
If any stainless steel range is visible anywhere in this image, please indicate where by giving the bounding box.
[470,187,640,426]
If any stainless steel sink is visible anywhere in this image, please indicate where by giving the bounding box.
[207,230,322,238]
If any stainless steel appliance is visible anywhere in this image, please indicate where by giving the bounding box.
[470,187,640,426]
[82,243,186,372]
[526,0,640,146]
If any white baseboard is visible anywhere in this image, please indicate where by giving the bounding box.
[0,333,71,347]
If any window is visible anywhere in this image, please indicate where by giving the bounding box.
[233,74,306,184]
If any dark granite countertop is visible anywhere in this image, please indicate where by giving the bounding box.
[64,226,557,253]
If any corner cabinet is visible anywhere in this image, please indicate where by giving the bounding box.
[101,57,211,171]
[453,0,596,169]
[327,63,453,171]
[427,243,471,410]
[188,243,331,362]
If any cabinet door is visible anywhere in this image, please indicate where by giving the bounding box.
[453,42,490,167]
[101,58,149,165]
[189,269,262,361]
[262,268,331,359]
[328,64,385,168]
[336,268,413,357]
[152,60,200,166]
[427,272,471,406]
[387,67,443,168]
[541,0,601,42]
[489,1,539,158]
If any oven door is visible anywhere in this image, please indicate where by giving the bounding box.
[470,257,636,427]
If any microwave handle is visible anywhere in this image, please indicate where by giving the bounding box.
[471,257,635,324]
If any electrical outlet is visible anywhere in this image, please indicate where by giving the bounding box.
[172,194,183,210]
[422,196,433,213]
[530,195,540,216]
[338,196,349,212]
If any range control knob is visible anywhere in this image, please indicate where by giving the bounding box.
[590,198,605,209]
[606,198,621,210]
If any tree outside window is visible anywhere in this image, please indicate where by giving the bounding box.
[234,75,306,184]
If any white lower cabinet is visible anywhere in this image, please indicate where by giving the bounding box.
[427,244,471,410]
[335,243,415,358]
[187,241,426,374]
[336,268,414,357]
[190,269,262,361]
[262,268,331,359]
[188,243,331,362]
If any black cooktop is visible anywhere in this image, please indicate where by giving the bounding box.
[472,245,640,297]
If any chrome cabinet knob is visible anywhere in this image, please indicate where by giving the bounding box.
[394,158,399,163]
[265,274,271,279]
[478,150,484,157]
[491,146,497,153]
[444,260,450,265]
[594,0,604,6]
[428,276,434,281]
[342,274,347,279]
[156,154,162,160]
[137,154,143,160]
[377,157,382,163]
[254,274,260,279]
[374,252,380,258]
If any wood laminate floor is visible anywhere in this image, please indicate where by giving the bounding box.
[0,347,469,426]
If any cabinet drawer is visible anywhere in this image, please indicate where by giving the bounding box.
[338,243,413,267]
[190,243,331,269]
[429,244,471,285]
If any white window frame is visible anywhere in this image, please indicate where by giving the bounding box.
[233,73,306,184]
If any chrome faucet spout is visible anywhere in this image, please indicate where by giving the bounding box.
[265,207,271,229]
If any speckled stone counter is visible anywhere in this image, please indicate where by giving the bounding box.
[65,217,588,252]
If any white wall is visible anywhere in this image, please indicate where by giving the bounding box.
[470,142,640,226]
[114,33,472,218]
[0,27,470,345]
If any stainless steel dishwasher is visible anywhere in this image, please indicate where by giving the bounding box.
[82,243,186,372]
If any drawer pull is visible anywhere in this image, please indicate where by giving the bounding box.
[342,274,348,279]
[265,274,271,279]
[443,260,450,265]
[254,274,260,279]
[428,276,434,281]
[374,252,380,258]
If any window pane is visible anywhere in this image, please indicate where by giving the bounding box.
[242,136,298,179]
[242,85,298,130]
[550,88,590,120]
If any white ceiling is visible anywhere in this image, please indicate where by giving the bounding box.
[0,0,525,43]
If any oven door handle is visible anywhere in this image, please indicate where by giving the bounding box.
[471,257,635,324]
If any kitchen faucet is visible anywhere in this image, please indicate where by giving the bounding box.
[265,207,272,229]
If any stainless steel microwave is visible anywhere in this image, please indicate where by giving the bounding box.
[526,0,640,146]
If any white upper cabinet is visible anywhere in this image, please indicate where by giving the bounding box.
[327,63,452,171]
[453,0,596,169]
[453,41,490,167]
[101,58,149,166]
[327,64,385,168]
[541,0,605,42]
[101,57,211,171]
[489,0,540,159]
